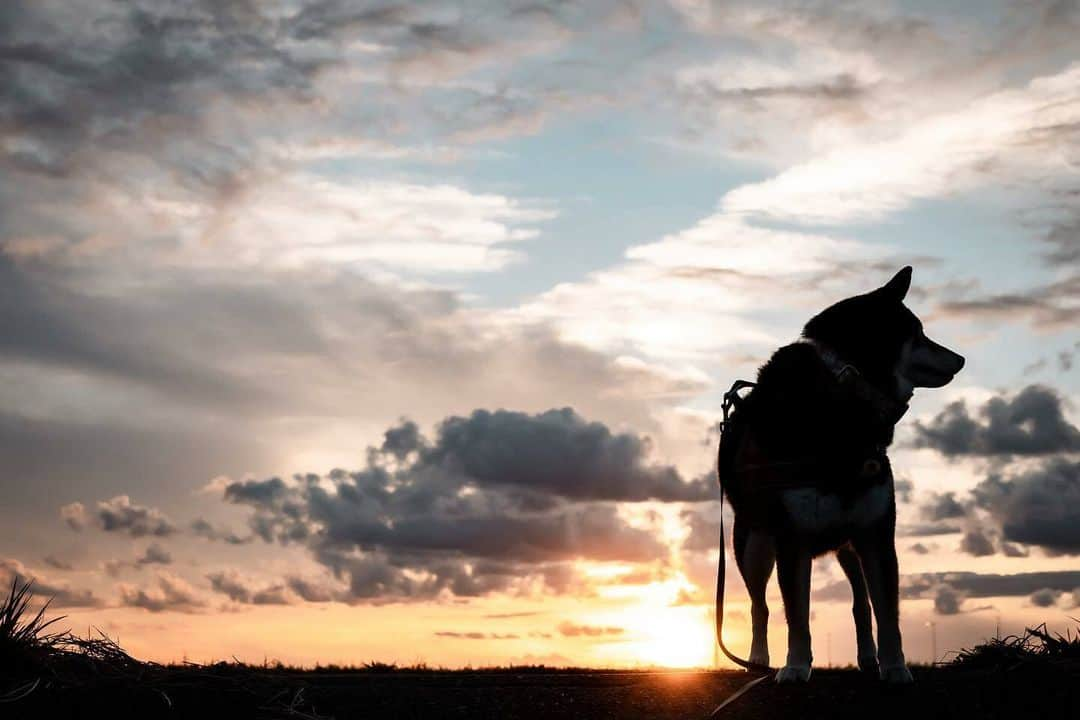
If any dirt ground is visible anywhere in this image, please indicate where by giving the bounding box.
[10,663,1078,720]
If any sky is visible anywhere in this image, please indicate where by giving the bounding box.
[1,0,1078,670]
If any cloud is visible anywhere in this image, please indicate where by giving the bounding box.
[816,569,1080,605]
[207,571,293,606]
[556,621,624,637]
[512,213,880,363]
[119,573,205,613]
[60,502,86,531]
[93,496,177,538]
[1029,588,1062,608]
[719,62,1080,223]
[211,408,700,602]
[434,631,520,640]
[902,570,1080,600]
[285,576,338,603]
[920,492,966,521]
[970,458,1080,554]
[934,276,1080,331]
[106,542,174,575]
[137,543,172,567]
[912,385,1080,457]
[908,543,931,555]
[190,518,252,545]
[959,528,996,557]
[932,584,963,615]
[0,558,100,608]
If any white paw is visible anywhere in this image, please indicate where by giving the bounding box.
[775,664,812,683]
[879,663,914,685]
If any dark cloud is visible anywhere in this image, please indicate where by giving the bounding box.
[421,408,711,503]
[137,543,173,567]
[934,275,1080,330]
[119,573,204,613]
[959,528,995,557]
[0,559,100,608]
[556,621,624,638]
[214,408,696,601]
[913,385,1080,457]
[920,492,966,521]
[908,542,931,555]
[816,569,1080,605]
[1001,541,1029,558]
[190,518,252,545]
[381,420,423,460]
[207,571,292,605]
[970,458,1080,554]
[902,570,1080,600]
[932,584,963,615]
[894,477,914,504]
[1029,588,1061,608]
[285,576,338,603]
[94,496,177,538]
[106,542,174,575]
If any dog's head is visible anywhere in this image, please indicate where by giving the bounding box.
[802,266,964,402]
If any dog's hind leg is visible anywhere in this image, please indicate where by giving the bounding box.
[734,516,774,667]
[774,539,813,682]
[836,544,877,674]
[854,532,914,685]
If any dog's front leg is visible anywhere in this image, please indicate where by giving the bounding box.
[774,540,813,682]
[855,533,914,684]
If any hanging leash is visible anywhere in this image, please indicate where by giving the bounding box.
[707,379,772,718]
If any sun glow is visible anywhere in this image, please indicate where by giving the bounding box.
[604,604,718,668]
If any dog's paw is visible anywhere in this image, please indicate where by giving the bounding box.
[879,663,914,685]
[857,654,879,675]
[775,664,812,683]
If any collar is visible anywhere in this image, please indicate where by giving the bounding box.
[799,338,910,428]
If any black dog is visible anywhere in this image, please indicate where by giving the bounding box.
[719,267,964,684]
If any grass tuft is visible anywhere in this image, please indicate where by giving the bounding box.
[948,622,1080,670]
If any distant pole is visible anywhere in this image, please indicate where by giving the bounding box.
[826,632,832,668]
[925,621,937,664]
[995,612,1001,640]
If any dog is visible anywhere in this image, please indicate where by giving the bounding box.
[718,266,964,685]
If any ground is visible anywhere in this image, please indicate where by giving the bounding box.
[8,663,1078,719]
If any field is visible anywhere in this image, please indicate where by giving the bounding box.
[3,582,1078,720]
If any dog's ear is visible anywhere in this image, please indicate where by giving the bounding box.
[882,266,912,301]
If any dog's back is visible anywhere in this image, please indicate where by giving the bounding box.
[720,342,895,538]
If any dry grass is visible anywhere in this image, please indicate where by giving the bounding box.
[948,621,1080,671]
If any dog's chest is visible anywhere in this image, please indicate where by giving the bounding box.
[780,484,891,535]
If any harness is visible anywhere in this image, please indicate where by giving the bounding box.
[709,343,907,715]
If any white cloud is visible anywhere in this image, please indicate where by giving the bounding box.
[721,63,1080,223]
[512,214,876,362]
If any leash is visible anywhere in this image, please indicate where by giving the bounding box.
[707,380,772,718]
[714,380,770,673]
